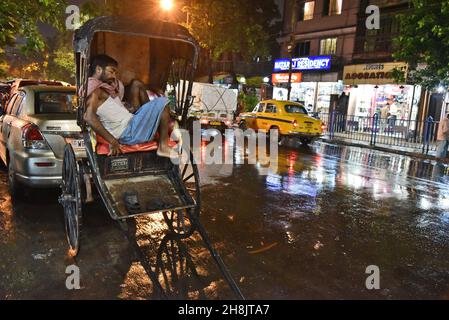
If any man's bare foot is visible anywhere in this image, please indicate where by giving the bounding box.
[157,144,177,159]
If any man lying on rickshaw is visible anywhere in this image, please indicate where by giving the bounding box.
[84,54,174,158]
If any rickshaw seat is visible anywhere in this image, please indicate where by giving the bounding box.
[95,134,179,155]
[95,119,179,155]
[96,134,159,155]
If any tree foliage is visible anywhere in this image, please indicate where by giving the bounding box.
[0,49,9,79]
[393,0,449,89]
[182,0,280,61]
[0,0,67,54]
[0,0,118,82]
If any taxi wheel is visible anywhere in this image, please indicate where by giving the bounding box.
[239,121,247,130]
[300,138,312,145]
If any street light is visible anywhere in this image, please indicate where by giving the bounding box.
[263,77,270,83]
[287,41,294,101]
[160,0,174,11]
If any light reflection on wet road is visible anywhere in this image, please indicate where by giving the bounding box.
[1,138,449,299]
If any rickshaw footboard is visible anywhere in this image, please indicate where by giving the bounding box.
[104,174,195,219]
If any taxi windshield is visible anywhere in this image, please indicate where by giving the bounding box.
[285,105,307,115]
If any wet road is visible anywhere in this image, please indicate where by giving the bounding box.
[1,138,449,300]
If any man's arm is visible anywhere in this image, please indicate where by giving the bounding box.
[84,89,122,156]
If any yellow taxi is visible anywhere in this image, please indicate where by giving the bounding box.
[238,100,325,145]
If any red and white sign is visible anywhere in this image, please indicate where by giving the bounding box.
[272,72,302,84]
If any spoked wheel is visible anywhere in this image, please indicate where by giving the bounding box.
[155,233,202,297]
[163,149,201,239]
[59,144,83,257]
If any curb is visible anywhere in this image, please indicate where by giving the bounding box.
[319,138,449,165]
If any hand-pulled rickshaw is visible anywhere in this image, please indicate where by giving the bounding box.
[58,16,243,300]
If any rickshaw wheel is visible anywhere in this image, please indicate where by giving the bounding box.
[60,144,83,257]
[164,149,201,239]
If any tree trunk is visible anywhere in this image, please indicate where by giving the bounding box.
[229,52,239,89]
[208,49,214,84]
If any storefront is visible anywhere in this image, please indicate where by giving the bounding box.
[273,80,344,114]
[271,56,343,113]
[343,62,421,121]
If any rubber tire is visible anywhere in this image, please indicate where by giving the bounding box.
[239,121,247,130]
[300,138,312,145]
[8,157,23,200]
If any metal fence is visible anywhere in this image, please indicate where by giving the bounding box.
[318,112,439,155]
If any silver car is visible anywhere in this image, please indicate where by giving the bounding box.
[0,86,84,198]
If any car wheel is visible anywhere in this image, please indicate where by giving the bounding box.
[239,121,247,130]
[300,138,312,145]
[8,158,23,199]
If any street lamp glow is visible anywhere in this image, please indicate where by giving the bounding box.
[239,77,246,84]
[263,77,270,83]
[160,0,174,11]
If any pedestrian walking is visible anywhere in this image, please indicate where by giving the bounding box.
[436,113,449,159]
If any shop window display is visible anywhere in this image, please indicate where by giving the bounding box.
[350,84,421,125]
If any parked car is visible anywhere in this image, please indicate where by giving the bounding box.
[0,85,83,197]
[238,99,325,145]
[7,79,69,97]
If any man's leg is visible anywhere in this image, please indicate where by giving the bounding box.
[436,140,447,158]
[125,79,150,111]
[157,105,171,155]
[445,140,449,158]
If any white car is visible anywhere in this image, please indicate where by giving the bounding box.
[0,85,84,198]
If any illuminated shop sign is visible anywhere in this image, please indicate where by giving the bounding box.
[273,56,332,72]
[272,72,302,84]
[343,62,408,85]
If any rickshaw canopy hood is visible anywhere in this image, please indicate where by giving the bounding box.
[73,16,199,128]
[74,16,198,53]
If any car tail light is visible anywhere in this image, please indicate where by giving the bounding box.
[292,120,298,128]
[35,162,55,167]
[22,124,48,149]
[321,123,326,131]
[200,119,209,125]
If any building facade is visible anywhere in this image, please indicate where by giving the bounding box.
[276,0,360,113]
[345,0,422,124]
[275,0,434,125]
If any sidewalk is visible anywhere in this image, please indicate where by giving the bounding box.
[319,135,449,165]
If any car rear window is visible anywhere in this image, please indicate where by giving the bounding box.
[285,105,307,115]
[35,92,76,114]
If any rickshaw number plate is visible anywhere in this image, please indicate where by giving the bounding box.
[210,121,222,126]
[110,158,129,172]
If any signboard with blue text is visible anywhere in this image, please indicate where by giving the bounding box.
[273,56,332,72]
